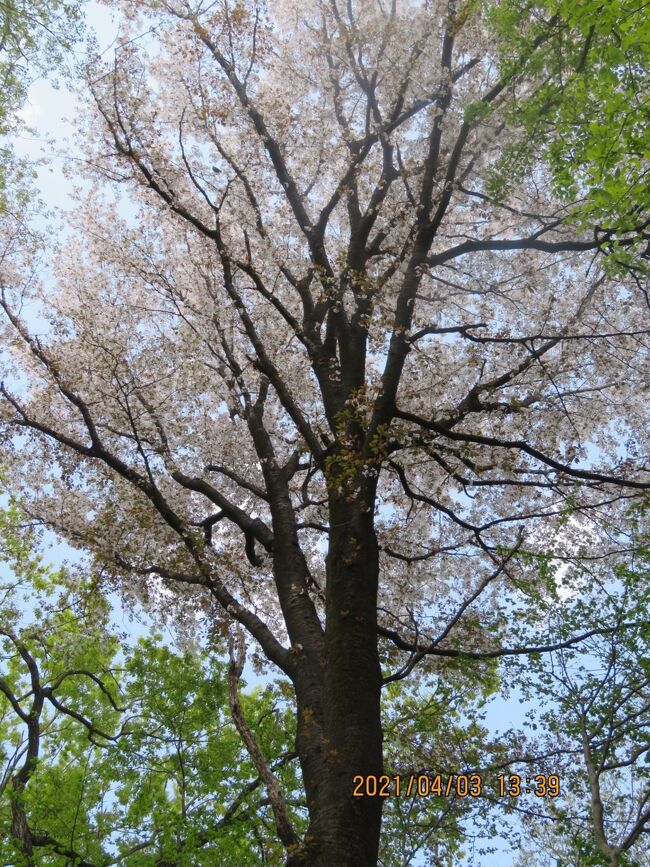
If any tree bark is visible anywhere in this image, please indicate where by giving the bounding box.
[10,790,35,867]
[292,495,383,866]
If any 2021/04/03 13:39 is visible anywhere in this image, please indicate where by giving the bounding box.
[351,774,560,798]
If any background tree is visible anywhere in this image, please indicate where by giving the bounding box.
[486,0,650,267]
[0,498,304,865]
[0,0,85,196]
[0,497,121,864]
[507,511,650,867]
[1,0,649,863]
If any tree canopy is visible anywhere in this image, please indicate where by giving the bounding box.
[0,0,649,863]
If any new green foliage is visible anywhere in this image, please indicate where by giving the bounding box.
[0,499,303,865]
[485,0,650,270]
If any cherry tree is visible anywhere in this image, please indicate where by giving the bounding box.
[1,0,649,863]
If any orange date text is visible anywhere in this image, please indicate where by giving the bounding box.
[352,774,483,798]
[352,773,561,799]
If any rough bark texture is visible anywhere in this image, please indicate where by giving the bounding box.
[10,791,35,866]
[318,506,383,866]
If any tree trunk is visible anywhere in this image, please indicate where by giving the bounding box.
[10,789,35,867]
[292,497,383,866]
